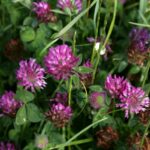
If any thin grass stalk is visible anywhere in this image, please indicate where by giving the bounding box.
[92,0,117,83]
[91,0,102,64]
[142,59,150,88]
[45,138,93,150]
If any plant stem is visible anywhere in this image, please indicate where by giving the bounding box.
[91,0,102,64]
[125,2,139,10]
[37,119,45,133]
[140,120,150,148]
[51,80,64,97]
[129,22,150,28]
[45,138,93,150]
[87,0,91,17]
[62,127,66,142]
[92,0,117,83]
[68,77,72,150]
[39,38,59,57]
[74,81,88,117]
[142,60,150,88]
[68,77,72,106]
[65,117,107,145]
[73,31,77,54]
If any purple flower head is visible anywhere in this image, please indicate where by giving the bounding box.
[33,2,50,16]
[44,44,79,80]
[105,75,130,98]
[117,86,150,118]
[50,92,68,105]
[16,58,46,92]
[0,141,16,150]
[57,0,82,13]
[33,2,50,19]
[79,60,93,86]
[89,92,106,110]
[33,2,57,22]
[46,103,72,128]
[129,28,150,52]
[0,91,22,117]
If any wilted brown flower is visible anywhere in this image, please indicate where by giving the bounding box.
[138,107,150,125]
[128,48,150,66]
[4,39,24,61]
[127,132,150,150]
[95,126,119,149]
[128,28,150,66]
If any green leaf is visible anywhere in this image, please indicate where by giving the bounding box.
[15,89,34,103]
[64,7,72,16]
[105,96,111,106]
[23,17,34,26]
[16,105,27,125]
[76,54,82,66]
[93,114,116,128]
[48,21,63,31]
[72,75,80,88]
[26,103,44,123]
[20,27,35,42]
[129,65,141,74]
[9,129,19,142]
[139,0,148,15]
[9,6,20,25]
[89,85,103,92]
[12,0,32,8]
[74,66,93,74]
[143,83,150,94]
[28,23,51,53]
[118,61,128,73]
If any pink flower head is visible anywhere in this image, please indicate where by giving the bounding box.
[16,58,46,92]
[117,86,150,118]
[129,28,150,52]
[0,141,16,150]
[89,92,106,110]
[45,103,72,128]
[105,75,130,98]
[0,91,22,117]
[33,2,57,22]
[33,2,50,17]
[57,0,82,13]
[44,44,79,80]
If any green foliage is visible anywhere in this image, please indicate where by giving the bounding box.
[12,0,32,8]
[15,88,34,103]
[26,103,44,123]
[16,105,27,125]
[129,65,141,74]
[16,103,44,125]
[48,21,63,31]
[89,85,103,92]
[74,66,93,74]
[1,0,21,25]
[118,61,128,73]
[20,27,36,42]
[0,0,150,149]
